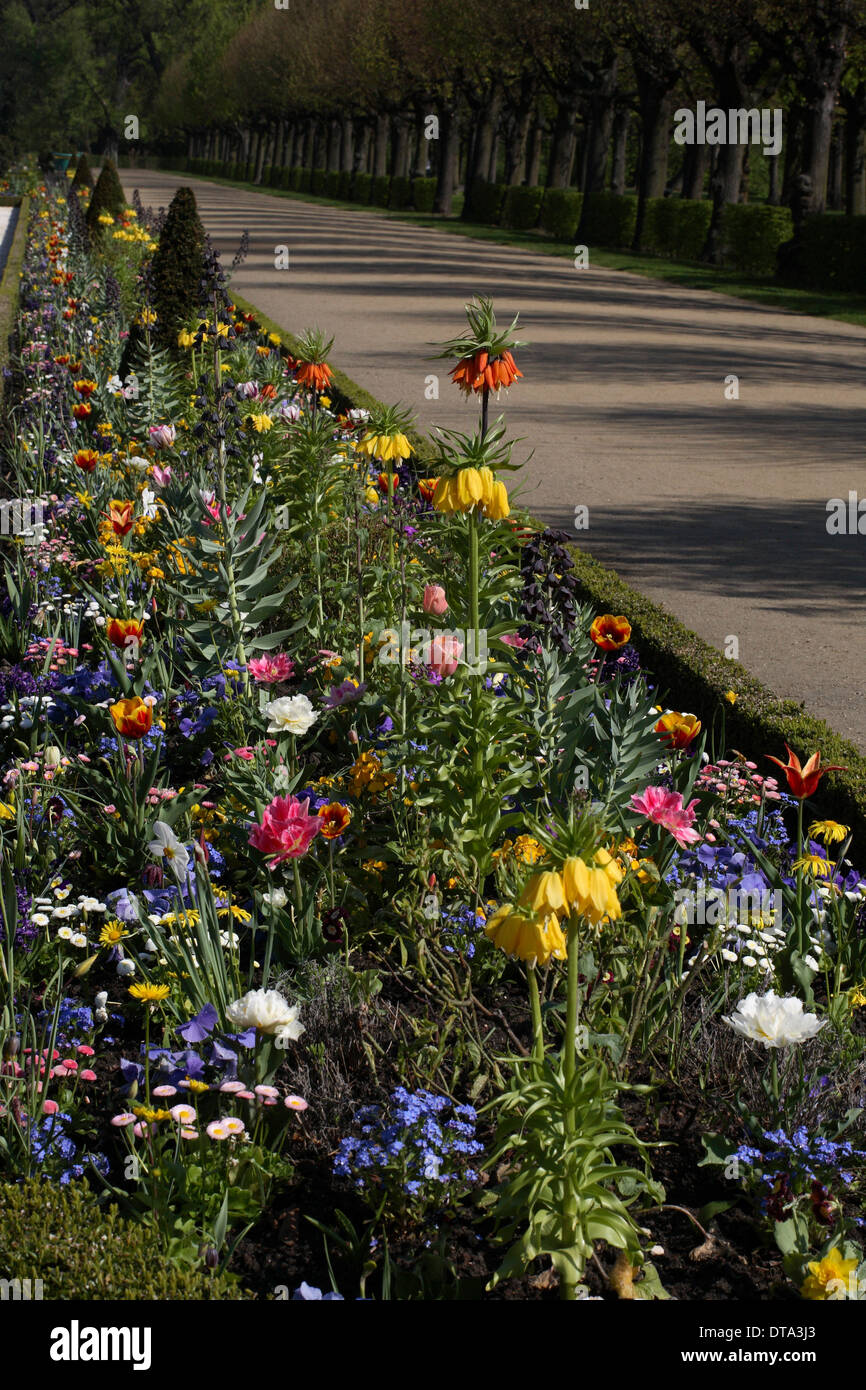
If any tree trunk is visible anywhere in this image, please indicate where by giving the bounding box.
[274,120,285,170]
[325,118,339,170]
[372,113,389,176]
[353,121,370,174]
[584,58,619,194]
[253,127,267,184]
[433,106,459,214]
[412,108,428,177]
[632,76,672,251]
[466,89,501,188]
[799,17,848,213]
[827,123,844,209]
[609,107,630,193]
[487,133,500,182]
[782,101,804,204]
[340,116,354,173]
[546,98,580,186]
[767,151,780,204]
[701,141,746,262]
[844,85,866,216]
[681,142,710,199]
[391,113,410,177]
[504,97,534,184]
[525,113,544,186]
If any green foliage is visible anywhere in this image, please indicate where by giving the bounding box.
[371,174,392,207]
[643,196,712,261]
[149,186,206,350]
[354,171,373,203]
[485,1055,660,1289]
[69,152,93,195]
[310,167,327,195]
[0,1179,249,1299]
[779,212,866,291]
[280,166,292,189]
[85,158,125,240]
[539,188,583,241]
[581,191,637,249]
[466,177,506,225]
[389,175,412,210]
[412,177,437,213]
[721,203,793,278]
[323,170,341,198]
[501,184,544,231]
[337,170,352,199]
[123,329,185,432]
[297,168,312,193]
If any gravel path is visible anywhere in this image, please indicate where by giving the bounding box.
[122,169,866,750]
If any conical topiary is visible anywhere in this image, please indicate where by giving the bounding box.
[69,152,93,196]
[85,157,126,239]
[149,186,206,350]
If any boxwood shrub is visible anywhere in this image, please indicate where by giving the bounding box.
[539,188,583,241]
[371,174,392,206]
[353,171,373,203]
[466,177,506,224]
[337,170,352,199]
[581,191,637,248]
[643,197,712,261]
[412,177,437,213]
[721,203,793,277]
[309,167,326,195]
[501,184,544,231]
[297,168,312,193]
[778,212,866,291]
[389,175,413,210]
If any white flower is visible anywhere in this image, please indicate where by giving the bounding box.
[724,990,826,1049]
[56,925,74,940]
[147,821,190,882]
[721,948,738,963]
[94,991,108,1009]
[264,694,318,737]
[225,988,305,1040]
[264,887,288,910]
[52,904,80,920]
[804,955,820,971]
[79,897,106,913]
[70,933,88,948]
[742,955,757,968]
[273,764,290,790]
[31,912,50,927]
[116,958,136,977]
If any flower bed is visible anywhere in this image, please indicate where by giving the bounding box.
[1,174,866,1304]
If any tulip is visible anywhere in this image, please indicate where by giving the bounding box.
[106,500,134,536]
[74,449,99,472]
[589,614,631,651]
[106,617,144,651]
[109,696,153,740]
[655,711,701,750]
[423,585,448,617]
[427,634,462,678]
[765,745,846,800]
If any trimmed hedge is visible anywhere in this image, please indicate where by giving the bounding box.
[778,212,866,291]
[721,203,793,278]
[337,170,352,200]
[466,177,506,225]
[581,191,637,248]
[297,168,312,193]
[643,197,712,262]
[566,543,866,848]
[0,195,29,406]
[501,184,544,231]
[370,174,391,207]
[539,188,583,241]
[353,171,372,203]
[412,177,436,213]
[389,175,412,210]
[310,167,327,195]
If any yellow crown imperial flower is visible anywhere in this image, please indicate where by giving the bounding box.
[518,870,566,916]
[484,904,567,967]
[561,856,622,925]
[483,478,510,520]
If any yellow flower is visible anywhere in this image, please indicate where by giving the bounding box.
[319,395,331,408]
[177,328,196,349]
[138,308,157,326]
[359,431,412,462]
[485,904,567,966]
[792,854,833,878]
[185,1078,209,1093]
[99,920,128,946]
[245,413,273,433]
[128,982,171,1003]
[724,690,738,705]
[561,856,622,925]
[518,870,566,916]
[849,985,866,1009]
[801,1247,859,1300]
[268,332,282,346]
[0,799,15,821]
[809,820,850,845]
[97,213,114,226]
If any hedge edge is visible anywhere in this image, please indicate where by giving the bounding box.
[228,286,866,841]
[0,196,30,405]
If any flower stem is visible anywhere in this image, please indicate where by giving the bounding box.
[560,913,581,1302]
[527,963,543,1064]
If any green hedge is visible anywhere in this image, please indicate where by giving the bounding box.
[280,167,292,189]
[389,175,412,210]
[466,177,506,224]
[371,174,391,207]
[309,167,326,195]
[566,543,866,847]
[778,213,866,291]
[337,170,352,200]
[643,197,712,261]
[353,171,373,203]
[412,177,437,213]
[501,184,544,231]
[539,188,583,241]
[722,203,793,278]
[0,195,28,406]
[581,191,637,248]
[296,168,311,193]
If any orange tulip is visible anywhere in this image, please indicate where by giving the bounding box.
[655,712,701,749]
[766,745,846,800]
[106,617,144,651]
[109,696,153,740]
[74,449,99,473]
[418,478,438,503]
[73,378,98,398]
[318,802,352,839]
[589,614,631,651]
[106,500,134,536]
[72,402,92,419]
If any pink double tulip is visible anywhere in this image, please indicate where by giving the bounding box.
[249,794,322,867]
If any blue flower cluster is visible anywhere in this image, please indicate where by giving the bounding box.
[28,1109,110,1184]
[732,1126,866,1187]
[334,1088,483,1199]
[36,996,94,1047]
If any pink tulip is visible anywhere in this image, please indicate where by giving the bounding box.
[152,464,172,487]
[630,786,701,847]
[423,585,448,617]
[249,794,322,867]
[248,653,295,684]
[149,424,176,449]
[428,635,463,678]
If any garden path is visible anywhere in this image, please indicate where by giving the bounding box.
[122,169,866,750]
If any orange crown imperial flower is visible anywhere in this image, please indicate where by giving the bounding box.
[109,696,153,740]
[766,745,847,800]
[589,614,632,651]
